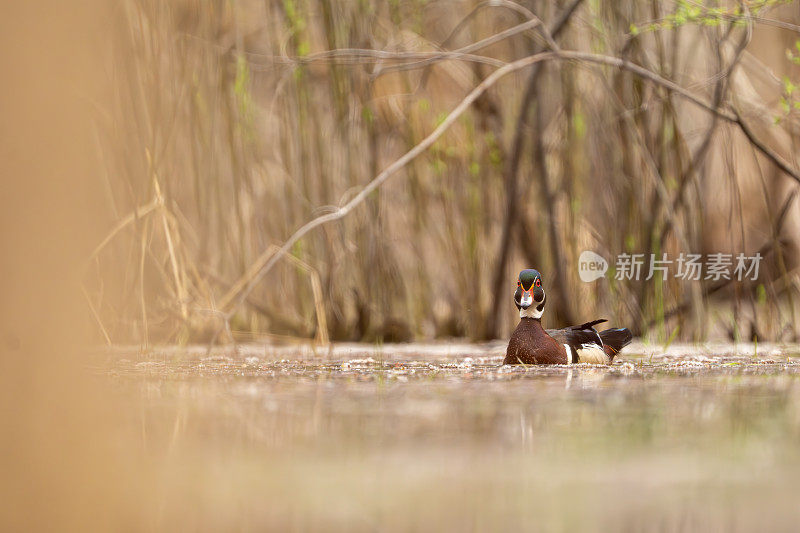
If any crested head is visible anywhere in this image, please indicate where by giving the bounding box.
[518,269,541,290]
[514,269,546,319]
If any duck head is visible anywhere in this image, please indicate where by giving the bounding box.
[514,269,545,319]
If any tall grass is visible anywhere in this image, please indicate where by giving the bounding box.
[87,0,800,345]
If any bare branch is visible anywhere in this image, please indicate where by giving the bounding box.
[734,108,800,185]
[372,18,558,77]
[258,19,546,74]
[254,48,509,68]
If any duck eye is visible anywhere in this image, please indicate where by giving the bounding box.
[517,281,520,286]
[535,279,541,287]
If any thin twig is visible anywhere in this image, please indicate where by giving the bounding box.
[82,285,112,345]
[417,0,543,91]
[86,199,158,263]
[437,0,541,53]
[219,245,330,344]
[734,108,800,184]
[242,19,546,71]
[139,216,149,349]
[152,174,188,320]
[252,48,509,68]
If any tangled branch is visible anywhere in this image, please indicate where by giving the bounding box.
[221,48,800,329]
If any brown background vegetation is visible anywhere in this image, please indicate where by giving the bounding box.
[87,0,800,346]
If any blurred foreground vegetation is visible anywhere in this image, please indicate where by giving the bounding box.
[90,0,800,344]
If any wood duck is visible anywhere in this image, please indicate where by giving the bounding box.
[504,269,632,365]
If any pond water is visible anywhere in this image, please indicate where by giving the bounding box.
[105,342,800,531]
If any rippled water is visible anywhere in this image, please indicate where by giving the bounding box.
[105,342,800,531]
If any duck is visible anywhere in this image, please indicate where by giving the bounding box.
[504,269,632,365]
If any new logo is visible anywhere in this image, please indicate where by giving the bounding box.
[578,250,608,282]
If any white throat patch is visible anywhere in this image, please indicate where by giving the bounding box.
[519,289,545,319]
[520,304,544,319]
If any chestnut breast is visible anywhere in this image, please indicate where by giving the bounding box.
[504,318,567,365]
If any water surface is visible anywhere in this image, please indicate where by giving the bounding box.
[105,342,800,531]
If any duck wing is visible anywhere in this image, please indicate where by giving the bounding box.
[546,319,607,364]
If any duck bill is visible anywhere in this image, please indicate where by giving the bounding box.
[519,286,545,309]
[519,289,533,309]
